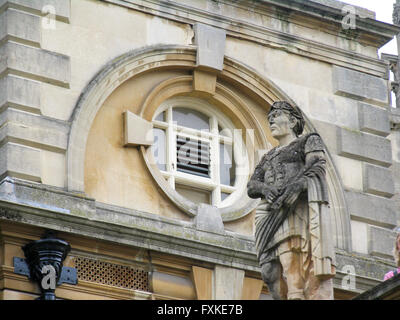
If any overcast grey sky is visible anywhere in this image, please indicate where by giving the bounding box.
[341,0,397,55]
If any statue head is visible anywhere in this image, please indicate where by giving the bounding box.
[267,101,305,138]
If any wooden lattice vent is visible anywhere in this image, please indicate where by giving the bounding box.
[74,257,150,292]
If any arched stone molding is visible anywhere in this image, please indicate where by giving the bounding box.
[67,44,351,250]
[67,45,197,193]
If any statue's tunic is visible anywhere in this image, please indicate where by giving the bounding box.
[250,133,335,278]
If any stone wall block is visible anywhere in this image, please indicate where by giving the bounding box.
[345,191,397,228]
[368,226,396,259]
[0,142,41,181]
[193,23,226,71]
[0,109,69,152]
[0,75,41,112]
[358,102,390,137]
[0,8,41,45]
[337,127,392,167]
[0,42,70,87]
[363,163,395,198]
[333,66,388,106]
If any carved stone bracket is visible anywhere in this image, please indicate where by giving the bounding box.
[18,230,75,300]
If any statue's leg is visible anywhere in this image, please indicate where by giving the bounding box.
[260,260,286,300]
[304,261,334,300]
[279,245,305,300]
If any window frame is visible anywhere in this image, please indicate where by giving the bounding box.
[150,96,249,208]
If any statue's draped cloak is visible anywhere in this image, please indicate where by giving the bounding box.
[253,133,335,278]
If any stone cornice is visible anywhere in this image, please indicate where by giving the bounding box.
[262,0,399,44]
[103,0,395,78]
[0,178,259,272]
[0,177,391,293]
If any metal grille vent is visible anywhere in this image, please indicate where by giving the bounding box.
[74,257,150,292]
[176,135,210,177]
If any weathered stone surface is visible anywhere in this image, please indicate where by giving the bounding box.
[123,111,153,147]
[193,23,226,71]
[214,266,244,299]
[194,203,224,234]
[309,0,375,19]
[0,108,69,152]
[0,42,70,87]
[0,8,41,45]
[335,251,393,287]
[337,127,392,167]
[368,226,396,258]
[0,75,40,113]
[363,163,395,198]
[358,102,390,137]
[0,178,259,271]
[345,191,397,229]
[0,0,70,22]
[351,220,368,254]
[333,66,388,106]
[0,143,41,181]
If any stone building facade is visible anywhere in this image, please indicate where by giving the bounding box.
[0,0,399,300]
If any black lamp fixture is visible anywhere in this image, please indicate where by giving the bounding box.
[22,230,72,300]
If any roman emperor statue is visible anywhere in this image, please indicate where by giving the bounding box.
[247,101,336,300]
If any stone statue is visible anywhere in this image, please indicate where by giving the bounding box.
[247,101,336,300]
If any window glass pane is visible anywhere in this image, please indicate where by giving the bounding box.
[154,111,165,122]
[152,128,166,171]
[175,184,211,204]
[173,107,210,131]
[220,143,235,186]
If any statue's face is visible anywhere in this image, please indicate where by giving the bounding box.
[268,108,293,139]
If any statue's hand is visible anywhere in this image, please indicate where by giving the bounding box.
[263,186,280,205]
[247,181,266,199]
[283,179,307,206]
[270,179,307,210]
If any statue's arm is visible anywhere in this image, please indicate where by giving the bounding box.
[247,157,266,199]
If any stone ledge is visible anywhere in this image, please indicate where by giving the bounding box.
[0,41,70,88]
[0,178,259,271]
[335,250,394,292]
[0,178,392,293]
[0,0,70,23]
